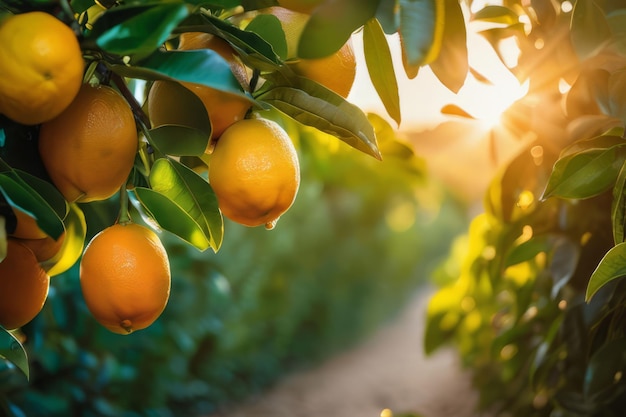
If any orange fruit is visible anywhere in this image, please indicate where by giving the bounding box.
[9,207,48,240]
[148,33,251,141]
[0,239,50,330]
[38,83,138,203]
[208,118,300,229]
[290,39,356,98]
[0,11,84,125]
[79,222,171,335]
[277,0,324,14]
[18,232,66,263]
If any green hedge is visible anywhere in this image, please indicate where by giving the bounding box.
[1,120,467,417]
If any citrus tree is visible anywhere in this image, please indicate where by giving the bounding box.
[424,0,626,416]
[0,0,467,383]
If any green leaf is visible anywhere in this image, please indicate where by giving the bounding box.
[72,0,96,14]
[429,0,468,93]
[245,14,288,60]
[149,125,209,157]
[12,170,67,220]
[298,0,381,59]
[113,50,248,99]
[89,2,189,61]
[571,0,612,59]
[0,174,64,240]
[608,69,626,122]
[560,134,625,158]
[256,74,381,159]
[131,187,211,251]
[0,327,28,380]
[542,144,626,200]
[612,161,626,244]
[584,337,626,402]
[363,19,401,125]
[375,0,400,34]
[473,5,519,25]
[586,242,626,301]
[399,0,444,67]
[149,158,223,251]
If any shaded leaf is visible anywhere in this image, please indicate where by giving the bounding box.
[245,14,288,60]
[113,50,249,99]
[608,69,626,122]
[586,242,626,301]
[363,18,401,125]
[584,337,626,402]
[131,187,211,251]
[0,328,28,380]
[571,0,612,59]
[612,161,626,244]
[298,0,381,59]
[0,173,64,240]
[149,158,223,251]
[399,0,444,67]
[89,2,189,60]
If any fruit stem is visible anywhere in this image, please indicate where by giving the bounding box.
[117,186,132,225]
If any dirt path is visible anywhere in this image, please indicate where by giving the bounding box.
[208,288,482,417]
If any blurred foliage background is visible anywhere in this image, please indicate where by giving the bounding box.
[0,117,468,417]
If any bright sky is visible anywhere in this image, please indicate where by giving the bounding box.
[348,19,528,131]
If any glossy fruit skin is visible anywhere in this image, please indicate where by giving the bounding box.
[79,223,171,335]
[38,84,138,203]
[148,32,251,142]
[0,11,84,125]
[290,39,356,98]
[0,240,50,330]
[208,118,300,229]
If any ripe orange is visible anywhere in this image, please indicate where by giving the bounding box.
[79,222,171,334]
[148,32,251,141]
[0,11,84,125]
[290,39,356,98]
[277,0,324,14]
[18,232,66,263]
[9,207,48,240]
[0,239,50,330]
[208,118,300,229]
[38,83,138,203]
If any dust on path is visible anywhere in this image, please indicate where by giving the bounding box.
[208,288,483,417]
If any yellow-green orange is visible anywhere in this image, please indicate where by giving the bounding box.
[0,239,50,330]
[208,118,300,229]
[277,0,324,14]
[0,11,83,125]
[79,223,171,335]
[38,84,138,203]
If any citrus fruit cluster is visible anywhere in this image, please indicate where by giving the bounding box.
[0,4,358,334]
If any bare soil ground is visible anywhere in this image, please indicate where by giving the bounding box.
[208,289,484,417]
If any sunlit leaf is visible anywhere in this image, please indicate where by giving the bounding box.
[429,0,468,93]
[149,158,223,251]
[542,145,626,200]
[42,203,87,277]
[363,18,401,125]
[399,0,445,67]
[298,0,380,59]
[89,2,189,60]
[473,5,519,25]
[256,74,381,159]
[131,187,211,251]
[586,242,626,301]
[0,328,28,380]
[441,104,475,119]
[560,134,625,158]
[571,0,612,59]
